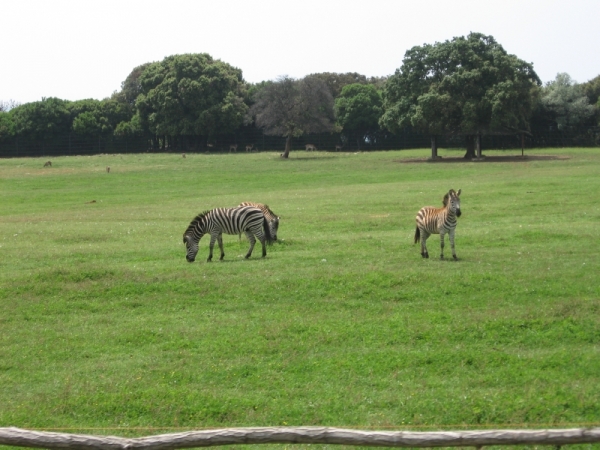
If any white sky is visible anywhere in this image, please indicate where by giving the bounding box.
[1,0,599,105]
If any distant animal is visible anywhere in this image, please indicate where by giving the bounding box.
[106,166,110,173]
[414,189,462,260]
[182,153,186,158]
[305,144,317,151]
[245,144,254,152]
[206,143,214,152]
[238,202,280,241]
[335,144,344,151]
[229,144,238,153]
[183,206,273,262]
[43,161,52,167]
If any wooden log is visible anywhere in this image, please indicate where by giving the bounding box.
[1,427,600,449]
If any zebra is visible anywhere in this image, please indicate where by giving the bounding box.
[238,202,280,241]
[183,206,273,262]
[414,189,462,260]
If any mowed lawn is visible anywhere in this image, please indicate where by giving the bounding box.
[0,148,599,436]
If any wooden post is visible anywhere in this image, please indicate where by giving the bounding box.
[431,136,437,159]
[1,427,600,449]
[521,132,525,157]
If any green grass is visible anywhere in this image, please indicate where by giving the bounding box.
[1,148,599,440]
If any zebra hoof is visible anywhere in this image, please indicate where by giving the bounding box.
[453,255,458,260]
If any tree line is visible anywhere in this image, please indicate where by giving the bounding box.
[1,33,599,158]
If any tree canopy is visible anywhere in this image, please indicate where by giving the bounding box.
[135,53,248,138]
[249,76,336,158]
[334,83,382,149]
[380,32,542,156]
[540,73,595,130]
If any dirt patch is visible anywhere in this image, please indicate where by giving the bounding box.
[397,154,571,163]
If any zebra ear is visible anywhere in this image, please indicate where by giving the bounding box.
[457,189,461,196]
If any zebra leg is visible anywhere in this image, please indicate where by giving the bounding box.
[449,229,458,260]
[439,231,446,259]
[208,234,217,262]
[217,234,225,260]
[245,231,256,258]
[420,230,430,258]
[258,234,267,258]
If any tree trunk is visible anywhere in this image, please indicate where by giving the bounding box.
[463,135,476,159]
[282,135,292,158]
[430,136,438,159]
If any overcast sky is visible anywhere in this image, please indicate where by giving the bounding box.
[1,0,599,105]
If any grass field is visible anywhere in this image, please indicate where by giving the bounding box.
[1,148,599,441]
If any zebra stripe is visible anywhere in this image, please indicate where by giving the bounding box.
[238,202,280,241]
[414,189,462,260]
[183,206,273,262]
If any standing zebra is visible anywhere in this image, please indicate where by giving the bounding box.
[183,206,273,262]
[238,202,280,241]
[414,189,462,259]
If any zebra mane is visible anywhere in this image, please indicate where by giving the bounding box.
[262,204,277,217]
[184,210,211,237]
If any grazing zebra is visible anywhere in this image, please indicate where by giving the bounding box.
[414,189,462,260]
[238,202,280,241]
[183,206,273,262]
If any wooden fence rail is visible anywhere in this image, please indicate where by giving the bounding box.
[2,427,600,449]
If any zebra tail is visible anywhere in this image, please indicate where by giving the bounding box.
[263,216,274,245]
[414,226,420,244]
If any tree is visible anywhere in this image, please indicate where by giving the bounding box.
[0,99,20,112]
[0,111,15,141]
[380,32,541,158]
[334,83,383,149]
[11,97,71,141]
[135,53,248,144]
[304,72,368,98]
[581,74,600,107]
[249,76,336,158]
[303,72,387,99]
[69,99,131,139]
[541,73,596,129]
[112,63,152,107]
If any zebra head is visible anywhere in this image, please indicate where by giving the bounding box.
[269,217,280,241]
[183,212,208,263]
[447,189,462,217]
[183,234,200,262]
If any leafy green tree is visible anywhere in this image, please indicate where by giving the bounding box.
[380,32,541,158]
[541,73,595,129]
[112,63,152,107]
[249,76,336,158]
[581,74,600,107]
[304,72,368,98]
[70,99,131,137]
[135,54,248,140]
[11,97,71,141]
[334,83,382,149]
[303,72,388,99]
[0,111,15,141]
